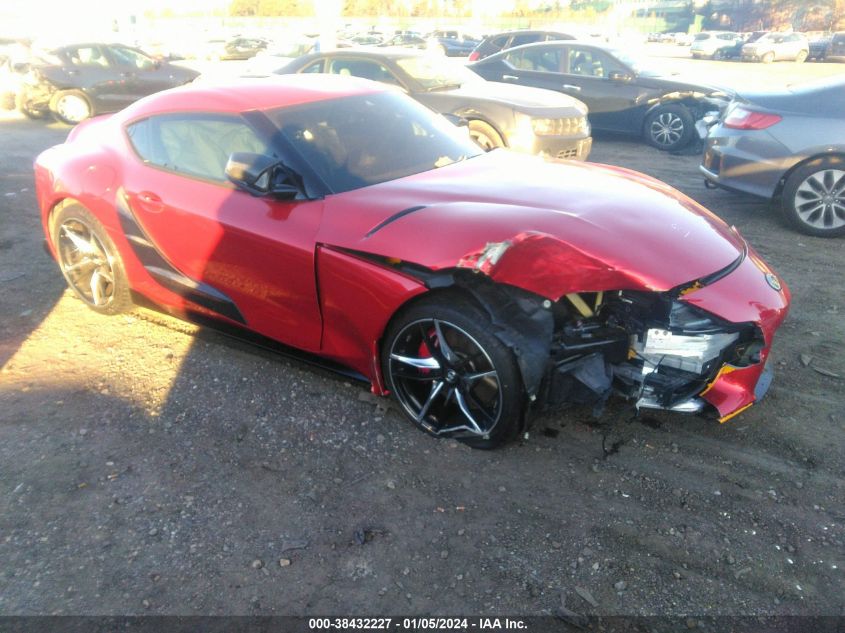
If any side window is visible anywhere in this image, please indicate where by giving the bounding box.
[565,47,623,78]
[505,47,560,72]
[327,58,401,86]
[126,114,273,184]
[109,46,156,70]
[488,35,508,51]
[510,34,540,47]
[66,45,110,67]
[717,33,735,41]
[301,59,324,73]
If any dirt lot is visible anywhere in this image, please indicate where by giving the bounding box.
[0,55,844,619]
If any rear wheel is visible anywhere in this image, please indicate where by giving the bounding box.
[781,157,845,237]
[644,104,694,151]
[51,204,133,314]
[382,294,524,449]
[795,50,808,63]
[468,120,504,151]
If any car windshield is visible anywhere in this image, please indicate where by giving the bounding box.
[267,91,482,193]
[606,48,661,77]
[693,33,712,41]
[396,55,482,90]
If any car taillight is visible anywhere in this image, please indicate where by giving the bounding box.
[468,50,480,61]
[723,106,782,130]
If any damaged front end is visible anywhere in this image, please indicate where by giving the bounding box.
[439,231,788,426]
[540,290,765,421]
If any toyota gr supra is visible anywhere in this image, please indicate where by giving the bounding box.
[35,76,790,449]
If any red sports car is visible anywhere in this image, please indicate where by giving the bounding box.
[36,76,790,449]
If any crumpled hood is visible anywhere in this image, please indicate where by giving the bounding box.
[318,151,745,300]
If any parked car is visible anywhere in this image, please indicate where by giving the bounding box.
[469,41,729,151]
[35,75,789,447]
[468,30,576,62]
[242,38,316,76]
[0,38,30,110]
[722,31,766,59]
[827,32,845,62]
[220,37,269,61]
[381,32,427,49]
[278,49,592,159]
[701,76,845,237]
[807,33,831,60]
[673,32,695,46]
[15,43,199,124]
[690,31,743,59]
[741,32,809,62]
[426,30,480,57]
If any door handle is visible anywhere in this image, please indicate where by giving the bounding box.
[502,74,519,80]
[562,84,582,91]
[136,191,164,213]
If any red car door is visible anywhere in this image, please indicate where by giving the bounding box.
[121,112,324,351]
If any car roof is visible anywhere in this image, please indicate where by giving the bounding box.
[118,74,386,121]
[484,39,613,57]
[485,29,569,38]
[300,47,435,61]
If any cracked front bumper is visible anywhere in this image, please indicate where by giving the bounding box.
[681,245,790,420]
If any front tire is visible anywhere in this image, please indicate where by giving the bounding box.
[762,51,775,63]
[382,294,524,449]
[50,90,92,124]
[468,120,504,152]
[51,204,133,314]
[780,157,845,237]
[644,104,694,151]
[795,50,808,63]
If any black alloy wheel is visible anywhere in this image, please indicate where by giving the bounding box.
[383,295,523,449]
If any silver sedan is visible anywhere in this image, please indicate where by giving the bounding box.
[700,75,845,237]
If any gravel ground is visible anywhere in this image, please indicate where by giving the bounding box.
[0,55,843,618]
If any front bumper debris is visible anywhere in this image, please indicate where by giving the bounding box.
[530,244,789,423]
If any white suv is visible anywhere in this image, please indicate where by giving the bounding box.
[741,32,809,63]
[690,32,743,59]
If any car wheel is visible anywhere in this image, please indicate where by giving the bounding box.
[51,90,92,124]
[644,104,694,151]
[713,49,725,60]
[781,157,845,237]
[762,51,775,63]
[51,204,133,314]
[468,120,504,151]
[795,50,808,63]
[382,294,524,449]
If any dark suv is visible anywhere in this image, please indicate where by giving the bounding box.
[828,32,845,62]
[468,30,575,62]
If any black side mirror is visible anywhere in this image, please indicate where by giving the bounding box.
[608,71,632,82]
[225,152,299,200]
